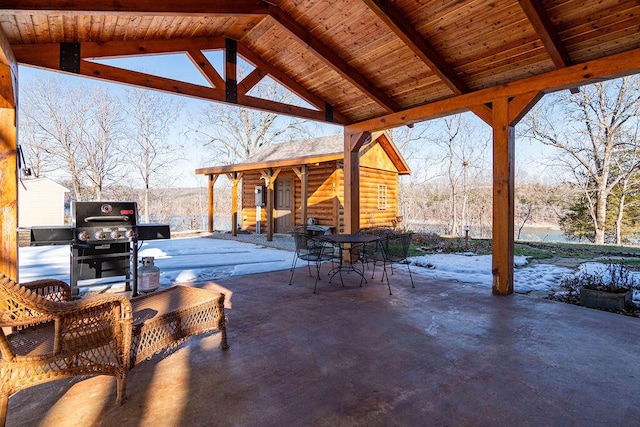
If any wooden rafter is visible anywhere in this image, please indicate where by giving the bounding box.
[187,50,225,90]
[0,0,269,16]
[519,0,572,69]
[237,42,348,124]
[347,47,640,134]
[268,4,401,114]
[361,0,492,125]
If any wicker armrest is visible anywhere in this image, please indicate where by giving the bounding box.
[22,278,72,302]
[54,295,133,354]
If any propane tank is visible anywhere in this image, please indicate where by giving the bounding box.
[138,256,160,292]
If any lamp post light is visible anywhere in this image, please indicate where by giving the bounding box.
[464,224,470,250]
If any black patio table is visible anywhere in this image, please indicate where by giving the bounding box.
[319,233,380,290]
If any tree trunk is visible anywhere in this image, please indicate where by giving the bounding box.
[615,193,626,245]
[594,187,608,244]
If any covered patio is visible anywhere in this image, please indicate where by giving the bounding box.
[1,2,640,424]
[5,269,640,425]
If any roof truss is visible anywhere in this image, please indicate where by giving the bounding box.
[13,36,348,124]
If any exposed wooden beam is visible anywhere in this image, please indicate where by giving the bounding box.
[11,37,226,63]
[268,4,401,113]
[187,49,225,90]
[362,0,465,94]
[0,0,269,15]
[14,44,341,125]
[346,47,640,134]
[509,91,544,126]
[81,60,226,101]
[519,0,579,94]
[361,0,493,125]
[237,42,349,124]
[238,68,267,96]
[519,0,572,69]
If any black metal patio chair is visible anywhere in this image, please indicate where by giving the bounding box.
[288,229,336,290]
[365,232,415,293]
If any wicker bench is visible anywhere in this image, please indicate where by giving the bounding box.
[0,274,228,425]
[130,285,228,367]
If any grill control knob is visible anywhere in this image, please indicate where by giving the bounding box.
[110,230,121,239]
[77,231,90,242]
[125,229,136,239]
[94,231,106,240]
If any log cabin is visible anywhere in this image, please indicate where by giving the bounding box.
[196,132,410,235]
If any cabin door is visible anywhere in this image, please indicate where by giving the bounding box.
[275,178,292,232]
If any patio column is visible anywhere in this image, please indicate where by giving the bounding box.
[207,174,218,232]
[262,168,281,241]
[227,172,242,237]
[0,31,18,280]
[491,92,543,295]
[343,131,371,234]
[292,165,308,226]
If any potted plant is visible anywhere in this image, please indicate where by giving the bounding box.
[560,263,639,311]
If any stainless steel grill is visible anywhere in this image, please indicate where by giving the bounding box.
[30,201,170,296]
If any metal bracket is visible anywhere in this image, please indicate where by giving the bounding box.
[60,43,81,73]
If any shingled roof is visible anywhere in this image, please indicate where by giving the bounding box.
[195,132,410,176]
[246,135,343,163]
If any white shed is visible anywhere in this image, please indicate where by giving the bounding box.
[18,178,69,227]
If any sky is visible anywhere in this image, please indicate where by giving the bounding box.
[18,236,640,304]
[17,53,558,189]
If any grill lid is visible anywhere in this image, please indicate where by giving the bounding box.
[72,201,138,227]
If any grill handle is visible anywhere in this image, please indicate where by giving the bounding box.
[84,215,130,222]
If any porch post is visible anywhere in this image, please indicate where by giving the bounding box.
[207,174,218,232]
[343,130,371,234]
[292,165,308,226]
[228,172,242,237]
[491,97,515,295]
[0,31,18,280]
[491,92,542,295]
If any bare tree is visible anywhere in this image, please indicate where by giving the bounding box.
[122,88,182,222]
[20,75,91,199]
[432,114,489,236]
[81,88,125,201]
[189,72,310,164]
[522,76,640,244]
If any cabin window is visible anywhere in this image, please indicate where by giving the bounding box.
[377,184,388,210]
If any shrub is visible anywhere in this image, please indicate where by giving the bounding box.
[560,263,640,294]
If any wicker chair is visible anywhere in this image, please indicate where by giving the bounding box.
[0,274,228,425]
[0,274,132,425]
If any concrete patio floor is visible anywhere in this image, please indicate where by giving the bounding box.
[6,264,640,426]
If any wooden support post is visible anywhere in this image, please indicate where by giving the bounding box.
[0,33,18,281]
[227,172,242,237]
[343,131,371,234]
[490,92,542,295]
[261,168,281,241]
[207,174,218,232]
[492,97,515,295]
[292,165,308,226]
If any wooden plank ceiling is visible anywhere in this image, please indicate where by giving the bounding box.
[1,0,639,127]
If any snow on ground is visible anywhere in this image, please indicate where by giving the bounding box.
[408,253,573,293]
[18,236,637,296]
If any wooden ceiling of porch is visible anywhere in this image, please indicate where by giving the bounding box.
[1,0,639,127]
